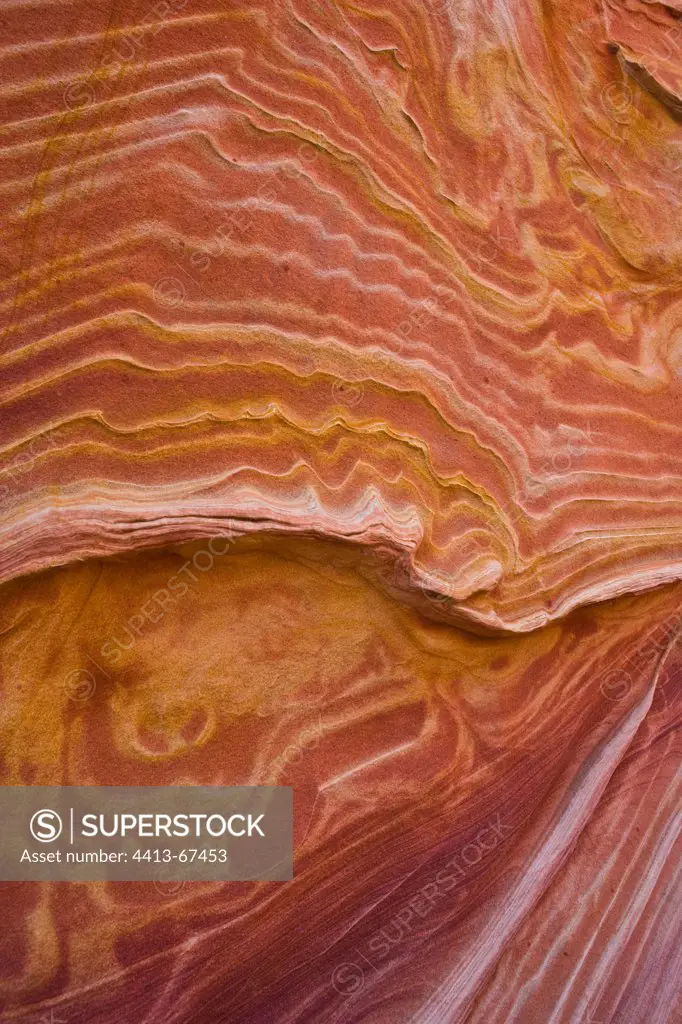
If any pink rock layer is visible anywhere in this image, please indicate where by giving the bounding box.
[0,0,681,629]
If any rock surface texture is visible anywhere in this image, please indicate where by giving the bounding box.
[0,0,680,1022]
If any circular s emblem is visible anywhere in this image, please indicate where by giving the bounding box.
[30,809,63,843]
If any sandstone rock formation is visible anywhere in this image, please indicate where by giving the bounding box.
[0,0,680,1021]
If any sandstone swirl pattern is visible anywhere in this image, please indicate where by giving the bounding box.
[0,0,680,1022]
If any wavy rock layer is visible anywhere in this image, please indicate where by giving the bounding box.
[0,0,681,1021]
[0,540,680,1023]
[1,0,682,628]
